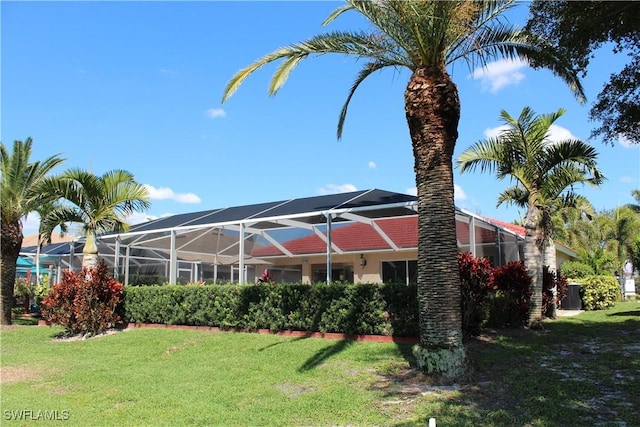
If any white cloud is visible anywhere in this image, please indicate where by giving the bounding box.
[317,184,357,195]
[406,187,417,196]
[454,184,467,201]
[144,184,201,204]
[619,135,633,148]
[470,58,528,93]
[545,125,577,142]
[368,161,377,169]
[620,176,634,183]
[484,124,577,142]
[125,212,157,225]
[205,108,226,119]
[484,125,510,139]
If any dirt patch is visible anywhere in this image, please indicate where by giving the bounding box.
[52,328,126,342]
[0,365,45,384]
[276,382,316,398]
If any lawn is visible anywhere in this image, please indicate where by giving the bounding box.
[1,301,639,426]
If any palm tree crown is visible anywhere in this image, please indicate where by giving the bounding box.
[222,0,584,378]
[223,1,584,138]
[0,138,66,325]
[41,168,150,268]
[456,106,605,324]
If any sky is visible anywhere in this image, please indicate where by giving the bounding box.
[2,1,638,236]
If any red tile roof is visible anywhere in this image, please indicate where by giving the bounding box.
[480,217,525,237]
[253,215,519,257]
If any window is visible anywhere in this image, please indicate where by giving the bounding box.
[312,265,353,283]
[382,260,417,285]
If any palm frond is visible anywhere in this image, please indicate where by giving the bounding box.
[222,31,406,103]
[322,3,354,26]
[455,138,507,175]
[337,60,395,139]
[497,186,527,208]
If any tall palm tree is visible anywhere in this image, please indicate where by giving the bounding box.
[40,168,150,269]
[221,0,584,377]
[0,138,65,325]
[456,107,604,326]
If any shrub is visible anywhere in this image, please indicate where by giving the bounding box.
[560,261,594,280]
[541,267,569,318]
[580,275,621,310]
[41,261,124,336]
[124,282,418,337]
[488,261,532,327]
[458,252,493,336]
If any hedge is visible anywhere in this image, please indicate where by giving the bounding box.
[124,282,419,337]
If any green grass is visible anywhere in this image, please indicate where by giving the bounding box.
[2,301,639,426]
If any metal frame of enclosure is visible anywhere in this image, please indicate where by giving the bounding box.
[21,189,524,285]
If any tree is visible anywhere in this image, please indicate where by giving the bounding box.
[221,0,584,377]
[604,206,640,275]
[526,1,640,145]
[40,168,150,269]
[456,107,604,325]
[575,213,617,275]
[550,194,595,247]
[0,138,65,325]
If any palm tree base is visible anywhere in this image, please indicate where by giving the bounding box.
[412,344,467,379]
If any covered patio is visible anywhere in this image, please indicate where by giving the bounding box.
[21,189,525,285]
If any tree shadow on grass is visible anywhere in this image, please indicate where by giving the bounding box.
[257,335,310,352]
[608,310,640,317]
[393,341,418,368]
[298,339,354,372]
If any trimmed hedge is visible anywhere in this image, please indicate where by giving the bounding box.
[124,282,419,337]
[579,275,621,310]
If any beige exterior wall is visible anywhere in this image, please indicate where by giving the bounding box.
[264,245,574,284]
[265,250,418,284]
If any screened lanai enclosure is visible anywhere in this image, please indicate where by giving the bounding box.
[20,189,525,286]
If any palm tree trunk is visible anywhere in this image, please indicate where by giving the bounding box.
[405,66,466,378]
[543,238,557,318]
[524,205,543,326]
[82,231,99,269]
[1,220,23,325]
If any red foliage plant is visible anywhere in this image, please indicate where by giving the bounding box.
[41,260,124,336]
[490,261,532,327]
[458,252,493,336]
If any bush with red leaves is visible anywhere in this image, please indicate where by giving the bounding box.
[41,260,124,336]
[458,252,493,336]
[488,261,532,327]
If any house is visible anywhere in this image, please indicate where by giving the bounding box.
[21,189,574,285]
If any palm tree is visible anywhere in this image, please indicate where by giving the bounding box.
[40,168,150,269]
[550,195,595,246]
[605,206,640,276]
[221,0,584,377]
[0,138,65,325]
[456,107,604,326]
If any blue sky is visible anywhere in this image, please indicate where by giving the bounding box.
[2,1,638,235]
